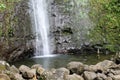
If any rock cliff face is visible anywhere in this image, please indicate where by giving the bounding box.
[0,0,34,62]
[49,0,92,53]
[49,0,73,53]
[0,0,92,61]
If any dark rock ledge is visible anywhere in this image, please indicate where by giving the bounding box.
[0,59,120,80]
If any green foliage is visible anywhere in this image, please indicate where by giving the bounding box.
[0,3,6,10]
[0,0,20,41]
[89,0,120,52]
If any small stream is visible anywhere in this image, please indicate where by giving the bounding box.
[12,53,114,69]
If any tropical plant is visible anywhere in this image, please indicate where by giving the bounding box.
[89,0,120,52]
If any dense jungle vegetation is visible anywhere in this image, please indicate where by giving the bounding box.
[89,0,120,53]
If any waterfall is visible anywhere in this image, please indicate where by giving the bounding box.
[30,0,51,57]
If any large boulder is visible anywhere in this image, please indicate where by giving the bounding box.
[37,66,45,75]
[40,69,56,80]
[22,69,36,79]
[109,69,120,75]
[31,64,42,69]
[67,62,84,74]
[19,65,36,79]
[13,73,24,80]
[107,73,114,78]
[55,68,70,80]
[94,60,116,71]
[112,75,120,80]
[9,73,24,80]
[19,65,30,74]
[96,73,107,80]
[0,61,10,71]
[83,71,97,80]
[23,69,36,79]
[42,68,70,80]
[84,60,117,72]
[9,65,19,73]
[66,73,84,80]
[0,74,11,80]
[31,64,45,75]
[105,77,113,80]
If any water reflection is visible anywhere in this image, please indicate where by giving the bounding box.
[32,54,58,69]
[12,54,114,69]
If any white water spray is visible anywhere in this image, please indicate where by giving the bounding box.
[30,0,51,56]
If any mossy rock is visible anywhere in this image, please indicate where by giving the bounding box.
[0,65,6,71]
[0,61,10,72]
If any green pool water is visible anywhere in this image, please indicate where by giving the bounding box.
[12,53,114,69]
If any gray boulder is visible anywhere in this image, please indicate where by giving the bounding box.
[37,66,45,75]
[66,73,84,80]
[22,69,36,79]
[112,75,120,80]
[14,73,24,80]
[31,64,42,69]
[19,65,36,79]
[83,71,97,80]
[94,60,116,71]
[42,70,54,80]
[55,68,70,80]
[0,74,11,80]
[31,64,45,75]
[107,73,114,78]
[84,60,117,72]
[19,65,30,74]
[42,68,70,80]
[110,69,120,75]
[9,73,24,80]
[9,65,19,73]
[67,62,84,74]
[105,77,113,80]
[97,73,107,80]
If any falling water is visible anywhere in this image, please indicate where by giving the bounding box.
[30,0,51,57]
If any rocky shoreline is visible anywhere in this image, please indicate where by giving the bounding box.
[0,59,120,80]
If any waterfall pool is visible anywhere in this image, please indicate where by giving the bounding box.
[12,53,114,69]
